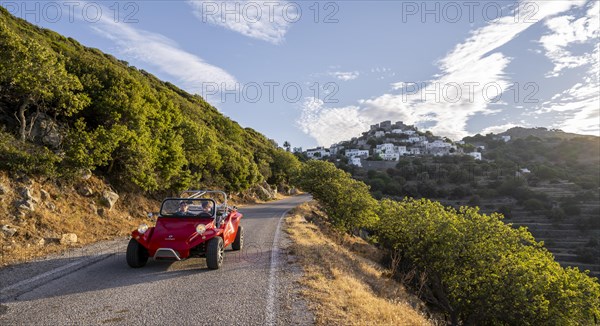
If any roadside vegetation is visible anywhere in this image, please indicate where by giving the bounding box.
[297,160,600,325]
[0,8,300,194]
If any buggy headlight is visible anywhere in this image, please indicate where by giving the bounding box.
[138,223,148,234]
[196,224,206,234]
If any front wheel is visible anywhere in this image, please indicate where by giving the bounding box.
[126,238,148,268]
[206,237,224,270]
[232,225,244,251]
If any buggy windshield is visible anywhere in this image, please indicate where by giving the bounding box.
[160,198,216,218]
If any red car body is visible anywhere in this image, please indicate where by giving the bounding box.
[131,211,242,260]
[126,190,244,269]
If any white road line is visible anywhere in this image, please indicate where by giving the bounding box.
[265,208,291,326]
[0,259,84,294]
[0,251,118,298]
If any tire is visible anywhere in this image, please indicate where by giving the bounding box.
[232,225,244,251]
[126,238,148,268]
[206,237,224,270]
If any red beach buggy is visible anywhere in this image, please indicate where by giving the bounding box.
[126,190,244,270]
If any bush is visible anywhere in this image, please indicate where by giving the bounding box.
[498,205,513,219]
[467,195,481,207]
[376,198,600,324]
[546,208,566,221]
[523,198,546,213]
[0,131,60,177]
[297,160,378,232]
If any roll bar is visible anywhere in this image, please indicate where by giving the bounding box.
[179,190,228,206]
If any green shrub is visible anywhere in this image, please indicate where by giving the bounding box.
[0,131,60,177]
[376,198,600,324]
[297,160,378,232]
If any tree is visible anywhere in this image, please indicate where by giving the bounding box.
[0,22,90,141]
[283,140,291,152]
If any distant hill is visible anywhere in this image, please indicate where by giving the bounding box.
[322,122,600,274]
[499,127,597,140]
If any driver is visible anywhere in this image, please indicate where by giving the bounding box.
[176,201,193,216]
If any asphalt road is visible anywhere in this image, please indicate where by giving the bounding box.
[0,194,312,325]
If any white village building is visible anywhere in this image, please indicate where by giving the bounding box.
[374,131,385,138]
[345,149,370,158]
[374,143,407,161]
[306,147,330,159]
[467,152,482,160]
[349,157,362,167]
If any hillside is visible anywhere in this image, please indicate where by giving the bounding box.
[297,160,599,324]
[499,126,597,140]
[0,8,299,263]
[302,122,600,276]
[0,7,299,195]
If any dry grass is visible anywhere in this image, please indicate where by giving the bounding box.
[285,202,432,326]
[0,172,154,266]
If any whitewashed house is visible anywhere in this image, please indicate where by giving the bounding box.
[408,136,421,143]
[375,143,395,153]
[374,144,407,161]
[306,147,330,159]
[374,131,385,138]
[427,139,452,149]
[349,157,362,167]
[345,149,370,158]
[467,152,482,160]
[380,152,400,161]
[515,168,531,177]
[408,147,421,155]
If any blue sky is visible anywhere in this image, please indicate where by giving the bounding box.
[3,0,598,148]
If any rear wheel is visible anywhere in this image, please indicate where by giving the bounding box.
[126,238,148,268]
[232,225,244,251]
[206,237,224,269]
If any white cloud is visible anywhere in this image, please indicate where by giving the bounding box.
[539,1,599,77]
[328,71,360,81]
[532,0,599,135]
[535,46,599,136]
[90,14,237,95]
[188,0,295,44]
[298,0,586,145]
[300,1,584,144]
[297,98,370,147]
